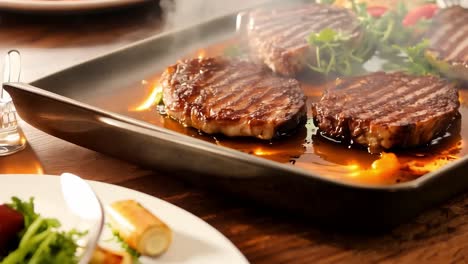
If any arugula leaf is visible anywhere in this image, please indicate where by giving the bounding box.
[354,0,410,54]
[393,39,439,76]
[307,1,439,77]
[307,28,367,76]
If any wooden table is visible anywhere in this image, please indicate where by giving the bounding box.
[1,2,468,263]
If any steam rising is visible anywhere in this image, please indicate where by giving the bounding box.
[159,0,271,29]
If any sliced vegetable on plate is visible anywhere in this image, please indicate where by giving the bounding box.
[108,200,172,258]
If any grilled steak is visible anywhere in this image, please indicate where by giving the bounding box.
[312,72,460,153]
[246,3,362,76]
[426,6,468,81]
[161,57,307,140]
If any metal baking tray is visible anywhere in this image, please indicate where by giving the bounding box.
[5,10,468,229]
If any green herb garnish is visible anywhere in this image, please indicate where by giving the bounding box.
[307,1,439,77]
[307,28,367,76]
[110,227,141,260]
[393,39,439,76]
[153,85,164,106]
[1,197,85,264]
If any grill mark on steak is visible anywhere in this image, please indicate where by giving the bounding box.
[355,81,436,120]
[428,6,468,65]
[285,13,348,36]
[206,67,260,91]
[252,8,329,27]
[217,78,272,112]
[434,19,468,51]
[330,76,447,124]
[207,75,261,110]
[330,74,416,114]
[161,57,307,140]
[430,10,466,47]
[312,72,460,152]
[373,84,447,124]
[247,3,362,76]
[334,73,436,111]
[250,5,334,25]
[252,12,346,45]
[249,10,328,32]
[448,38,468,61]
[282,14,353,49]
[257,84,291,108]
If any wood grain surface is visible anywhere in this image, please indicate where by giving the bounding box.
[0,1,467,263]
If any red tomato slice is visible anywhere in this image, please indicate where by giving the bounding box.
[0,205,24,251]
[367,6,388,18]
[403,4,439,26]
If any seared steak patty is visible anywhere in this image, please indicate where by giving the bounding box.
[312,72,460,153]
[247,3,362,76]
[161,57,307,140]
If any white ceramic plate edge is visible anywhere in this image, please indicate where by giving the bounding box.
[0,174,249,264]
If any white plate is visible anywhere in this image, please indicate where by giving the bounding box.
[0,0,149,12]
[0,174,249,264]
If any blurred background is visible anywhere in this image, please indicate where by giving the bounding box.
[0,0,272,83]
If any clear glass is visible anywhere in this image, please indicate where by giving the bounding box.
[0,93,26,156]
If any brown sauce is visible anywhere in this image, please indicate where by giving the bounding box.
[93,38,468,186]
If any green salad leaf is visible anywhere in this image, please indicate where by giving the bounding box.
[367,2,411,53]
[306,0,439,77]
[1,197,85,264]
[306,28,366,76]
[393,39,439,76]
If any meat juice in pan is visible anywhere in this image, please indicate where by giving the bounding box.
[91,39,468,186]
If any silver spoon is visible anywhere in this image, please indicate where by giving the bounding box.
[60,173,104,264]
